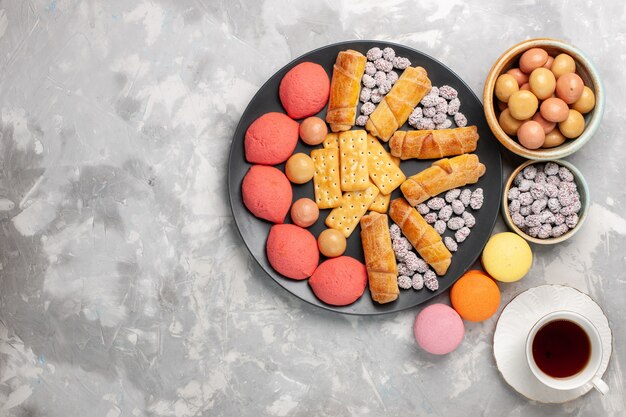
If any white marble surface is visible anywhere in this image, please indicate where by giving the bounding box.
[0,0,625,416]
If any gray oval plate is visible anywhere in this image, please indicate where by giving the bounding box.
[228,40,502,315]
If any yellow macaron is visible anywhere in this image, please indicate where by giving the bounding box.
[481,232,532,282]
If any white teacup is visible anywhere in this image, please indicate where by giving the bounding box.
[525,311,609,394]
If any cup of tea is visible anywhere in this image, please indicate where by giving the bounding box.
[525,310,609,394]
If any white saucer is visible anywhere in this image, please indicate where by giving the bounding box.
[493,285,612,403]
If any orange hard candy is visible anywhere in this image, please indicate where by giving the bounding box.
[450,270,501,322]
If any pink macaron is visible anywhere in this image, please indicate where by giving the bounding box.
[414,303,464,355]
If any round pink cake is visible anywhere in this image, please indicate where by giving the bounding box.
[242,165,292,224]
[244,112,299,165]
[266,224,319,280]
[414,303,464,355]
[308,256,367,306]
[279,62,330,119]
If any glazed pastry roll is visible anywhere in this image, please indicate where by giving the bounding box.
[360,212,399,304]
[389,198,452,276]
[366,66,432,141]
[389,126,479,160]
[401,154,486,206]
[326,50,367,132]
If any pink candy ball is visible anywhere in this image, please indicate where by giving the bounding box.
[414,303,465,355]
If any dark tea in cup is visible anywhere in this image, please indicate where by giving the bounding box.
[531,319,591,378]
[526,310,608,393]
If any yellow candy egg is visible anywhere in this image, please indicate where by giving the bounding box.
[558,109,585,139]
[551,53,576,79]
[508,90,539,120]
[498,108,527,136]
[495,74,519,103]
[481,232,532,283]
[572,86,596,114]
[529,68,556,100]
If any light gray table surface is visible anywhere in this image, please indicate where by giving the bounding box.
[0,1,625,416]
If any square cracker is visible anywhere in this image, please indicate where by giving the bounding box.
[311,148,342,209]
[325,182,380,237]
[369,188,391,213]
[367,134,405,195]
[323,133,339,149]
[339,130,369,192]
[368,156,400,213]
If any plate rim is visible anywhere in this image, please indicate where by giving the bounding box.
[227,39,503,315]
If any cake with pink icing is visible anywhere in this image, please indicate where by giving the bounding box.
[308,256,367,306]
[413,303,464,355]
[266,224,319,280]
[244,112,299,165]
[242,165,292,224]
[279,62,330,119]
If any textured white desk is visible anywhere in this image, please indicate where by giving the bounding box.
[0,1,624,415]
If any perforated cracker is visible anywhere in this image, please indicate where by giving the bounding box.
[339,130,369,191]
[325,182,379,237]
[367,134,405,195]
[323,133,339,149]
[369,189,391,214]
[311,148,342,209]
[368,156,400,213]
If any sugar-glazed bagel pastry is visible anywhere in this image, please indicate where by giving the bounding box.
[400,154,486,206]
[389,126,479,160]
[326,50,367,132]
[366,66,432,141]
[389,198,452,276]
[360,212,399,304]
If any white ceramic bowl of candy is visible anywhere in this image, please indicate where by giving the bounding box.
[502,160,589,244]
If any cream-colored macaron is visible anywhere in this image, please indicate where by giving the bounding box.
[481,232,532,282]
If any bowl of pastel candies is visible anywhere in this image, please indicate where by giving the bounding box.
[502,160,589,244]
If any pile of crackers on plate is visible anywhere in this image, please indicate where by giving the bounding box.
[313,131,404,236]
